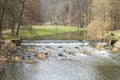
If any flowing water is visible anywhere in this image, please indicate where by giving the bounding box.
[0,40,120,80]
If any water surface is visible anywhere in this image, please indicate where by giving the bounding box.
[0,41,120,80]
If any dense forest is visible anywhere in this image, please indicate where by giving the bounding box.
[0,0,120,40]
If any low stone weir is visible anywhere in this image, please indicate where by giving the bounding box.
[21,40,82,43]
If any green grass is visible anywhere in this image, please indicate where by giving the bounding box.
[112,30,120,40]
[104,30,120,40]
[18,25,85,39]
[3,25,86,39]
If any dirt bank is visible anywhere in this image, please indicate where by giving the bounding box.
[0,40,17,71]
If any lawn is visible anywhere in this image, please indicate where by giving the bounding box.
[4,25,86,39]
[19,25,85,39]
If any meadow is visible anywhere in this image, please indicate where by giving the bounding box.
[4,25,86,39]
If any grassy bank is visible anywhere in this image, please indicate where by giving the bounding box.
[4,25,86,39]
[104,30,120,40]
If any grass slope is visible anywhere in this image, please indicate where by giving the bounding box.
[104,30,120,40]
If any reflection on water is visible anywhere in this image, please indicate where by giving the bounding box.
[0,42,120,80]
[32,31,87,40]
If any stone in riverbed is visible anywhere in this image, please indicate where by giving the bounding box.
[58,53,67,57]
[14,56,21,61]
[58,53,64,57]
[112,41,120,53]
[83,50,92,55]
[75,47,79,49]
[46,46,58,50]
[63,50,74,55]
[46,50,52,55]
[27,48,35,52]
[0,56,7,63]
[58,46,63,48]
[26,59,35,63]
[96,44,106,51]
[63,50,68,54]
[113,41,120,48]
[37,52,45,60]
[112,47,120,53]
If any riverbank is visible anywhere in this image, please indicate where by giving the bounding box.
[0,55,6,71]
[0,40,17,71]
[104,30,120,41]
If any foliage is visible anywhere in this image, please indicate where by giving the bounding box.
[87,0,120,40]
[23,0,42,26]
[69,0,91,27]
[87,20,111,40]
[0,0,42,39]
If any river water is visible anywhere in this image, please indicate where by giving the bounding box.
[0,40,120,80]
[29,31,87,40]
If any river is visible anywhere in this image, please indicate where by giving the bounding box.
[0,40,120,80]
[28,31,87,40]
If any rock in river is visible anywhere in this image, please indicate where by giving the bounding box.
[37,52,46,60]
[26,59,35,63]
[112,41,120,53]
[83,50,92,55]
[96,44,106,51]
[14,56,21,61]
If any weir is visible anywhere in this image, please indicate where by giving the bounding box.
[21,40,82,43]
[21,40,89,46]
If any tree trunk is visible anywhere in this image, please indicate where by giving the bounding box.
[0,0,9,38]
[16,0,25,36]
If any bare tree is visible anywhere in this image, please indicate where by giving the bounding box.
[0,0,9,38]
[109,0,120,30]
[69,0,91,27]
[16,0,26,36]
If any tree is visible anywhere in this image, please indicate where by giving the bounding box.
[109,0,120,30]
[87,0,120,40]
[0,0,27,37]
[0,0,9,38]
[23,0,42,29]
[16,0,26,36]
[69,0,91,27]
[87,0,112,39]
[54,1,70,25]
[5,0,22,35]
[0,0,43,38]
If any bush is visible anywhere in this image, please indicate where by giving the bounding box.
[87,19,112,40]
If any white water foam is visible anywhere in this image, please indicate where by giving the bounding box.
[21,41,113,60]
